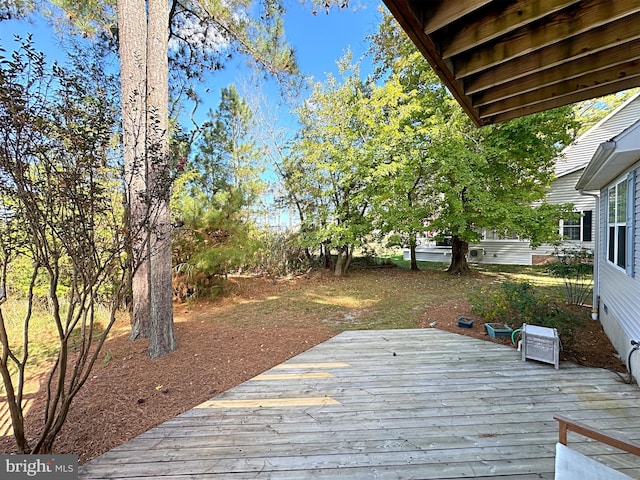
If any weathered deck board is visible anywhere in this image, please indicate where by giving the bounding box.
[80,329,640,479]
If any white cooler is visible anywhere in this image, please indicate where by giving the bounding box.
[521,323,560,369]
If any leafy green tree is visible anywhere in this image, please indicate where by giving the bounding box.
[289,59,378,276]
[171,188,259,290]
[360,73,437,271]
[287,49,452,275]
[427,106,577,274]
[191,84,265,208]
[573,88,640,135]
[368,15,455,269]
[371,13,578,275]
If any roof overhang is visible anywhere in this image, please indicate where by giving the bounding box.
[576,120,640,190]
[382,0,640,126]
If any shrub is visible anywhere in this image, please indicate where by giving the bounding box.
[249,229,316,278]
[545,248,593,305]
[0,38,124,454]
[469,281,583,346]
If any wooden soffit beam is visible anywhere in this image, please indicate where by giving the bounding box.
[382,0,640,126]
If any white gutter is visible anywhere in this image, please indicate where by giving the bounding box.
[576,141,616,191]
[578,188,600,319]
[575,140,614,319]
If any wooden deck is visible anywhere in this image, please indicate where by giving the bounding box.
[79,329,640,479]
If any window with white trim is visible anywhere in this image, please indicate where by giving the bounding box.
[607,173,635,274]
[561,217,580,240]
[561,211,592,242]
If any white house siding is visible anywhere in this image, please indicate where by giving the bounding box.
[547,171,592,208]
[555,92,640,178]
[597,164,640,382]
[637,165,640,297]
[599,265,640,368]
[403,247,452,264]
[404,241,534,265]
[533,170,597,256]
[471,241,533,265]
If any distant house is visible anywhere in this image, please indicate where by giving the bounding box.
[576,119,640,382]
[405,92,640,265]
[529,92,640,261]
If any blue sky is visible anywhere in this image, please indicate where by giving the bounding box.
[0,2,385,129]
[188,1,385,130]
[285,2,383,80]
[191,1,385,131]
[0,2,386,226]
[0,2,384,223]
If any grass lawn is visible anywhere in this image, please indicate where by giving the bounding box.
[1,256,575,391]
[188,256,570,332]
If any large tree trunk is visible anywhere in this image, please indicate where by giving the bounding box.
[147,0,176,357]
[118,0,150,340]
[409,232,419,271]
[447,236,471,275]
[322,241,332,269]
[334,246,350,277]
[118,0,176,356]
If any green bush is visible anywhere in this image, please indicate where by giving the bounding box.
[469,281,583,346]
[545,248,593,305]
[249,229,317,278]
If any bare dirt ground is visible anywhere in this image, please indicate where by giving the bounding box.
[0,270,628,464]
